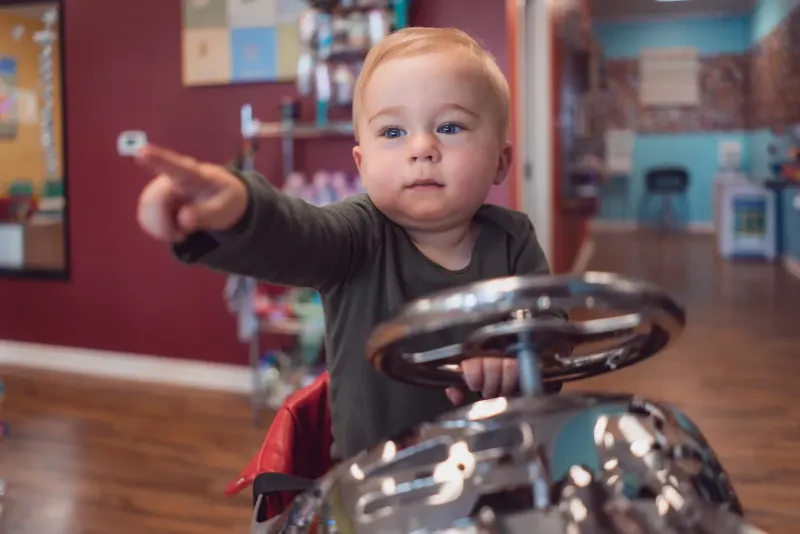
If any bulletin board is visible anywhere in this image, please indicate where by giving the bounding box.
[181,0,306,86]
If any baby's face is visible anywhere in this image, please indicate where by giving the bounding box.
[353,50,511,232]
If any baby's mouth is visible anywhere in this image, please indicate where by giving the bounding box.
[407,179,444,188]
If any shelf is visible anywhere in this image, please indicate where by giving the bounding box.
[330,3,390,15]
[253,121,355,139]
[326,46,370,63]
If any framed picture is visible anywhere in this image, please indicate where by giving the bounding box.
[0,0,69,279]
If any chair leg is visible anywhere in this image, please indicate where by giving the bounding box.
[638,194,652,229]
[662,195,672,231]
[682,193,690,230]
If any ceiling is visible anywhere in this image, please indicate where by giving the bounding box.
[593,0,757,22]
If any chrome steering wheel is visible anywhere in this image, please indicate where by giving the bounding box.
[366,272,685,396]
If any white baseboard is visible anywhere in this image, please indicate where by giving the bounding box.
[571,238,595,273]
[783,255,800,281]
[589,219,715,234]
[0,340,252,393]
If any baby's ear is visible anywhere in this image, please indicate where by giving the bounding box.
[493,142,513,185]
[352,145,363,173]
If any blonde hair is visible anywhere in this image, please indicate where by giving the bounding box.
[352,27,510,141]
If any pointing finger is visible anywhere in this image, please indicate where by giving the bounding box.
[135,144,208,186]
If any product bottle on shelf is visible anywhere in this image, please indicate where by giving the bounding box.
[283,171,310,199]
[312,171,337,205]
[348,11,369,48]
[330,171,351,200]
[368,7,391,45]
[333,65,355,106]
[315,63,332,126]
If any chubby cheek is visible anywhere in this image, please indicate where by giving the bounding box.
[356,149,402,202]
[444,146,499,197]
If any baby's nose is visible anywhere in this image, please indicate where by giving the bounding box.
[409,133,440,162]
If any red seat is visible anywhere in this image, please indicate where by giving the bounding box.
[225,372,333,520]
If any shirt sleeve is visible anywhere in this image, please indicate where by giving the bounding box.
[512,220,552,276]
[173,170,381,291]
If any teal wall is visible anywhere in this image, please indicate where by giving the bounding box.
[593,15,752,224]
[750,0,800,42]
[594,15,752,58]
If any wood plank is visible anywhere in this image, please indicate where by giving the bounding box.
[0,368,270,534]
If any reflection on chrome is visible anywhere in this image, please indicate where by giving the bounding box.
[272,395,764,533]
[263,274,765,534]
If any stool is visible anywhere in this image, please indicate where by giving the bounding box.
[638,166,690,231]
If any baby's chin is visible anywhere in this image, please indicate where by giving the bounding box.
[380,201,473,232]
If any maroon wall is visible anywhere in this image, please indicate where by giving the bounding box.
[0,0,507,364]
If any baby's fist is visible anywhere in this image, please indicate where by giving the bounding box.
[445,357,519,405]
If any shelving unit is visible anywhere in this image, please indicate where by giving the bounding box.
[229,0,409,423]
[241,104,354,176]
[235,107,355,423]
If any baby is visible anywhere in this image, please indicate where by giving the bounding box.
[136,27,559,461]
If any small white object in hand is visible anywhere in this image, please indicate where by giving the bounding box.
[117,131,148,157]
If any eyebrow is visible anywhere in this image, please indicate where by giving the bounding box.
[367,103,480,124]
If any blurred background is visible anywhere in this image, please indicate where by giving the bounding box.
[0,0,798,532]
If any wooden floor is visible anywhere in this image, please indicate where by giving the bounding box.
[573,232,800,534]
[0,370,268,534]
[0,231,798,533]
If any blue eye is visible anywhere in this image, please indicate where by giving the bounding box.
[380,127,405,139]
[438,123,463,135]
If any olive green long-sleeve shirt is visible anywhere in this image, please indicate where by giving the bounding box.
[174,171,556,460]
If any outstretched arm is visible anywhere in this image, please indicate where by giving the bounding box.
[175,172,381,290]
[136,144,380,291]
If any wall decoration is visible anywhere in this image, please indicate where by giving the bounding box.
[0,1,69,279]
[182,0,305,86]
[0,57,18,139]
[594,4,800,136]
[639,47,701,107]
[589,52,749,134]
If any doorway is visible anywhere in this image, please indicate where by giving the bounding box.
[516,0,595,273]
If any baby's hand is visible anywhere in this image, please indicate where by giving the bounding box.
[135,144,249,242]
[445,357,519,405]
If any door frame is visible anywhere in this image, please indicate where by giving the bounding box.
[507,0,554,264]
